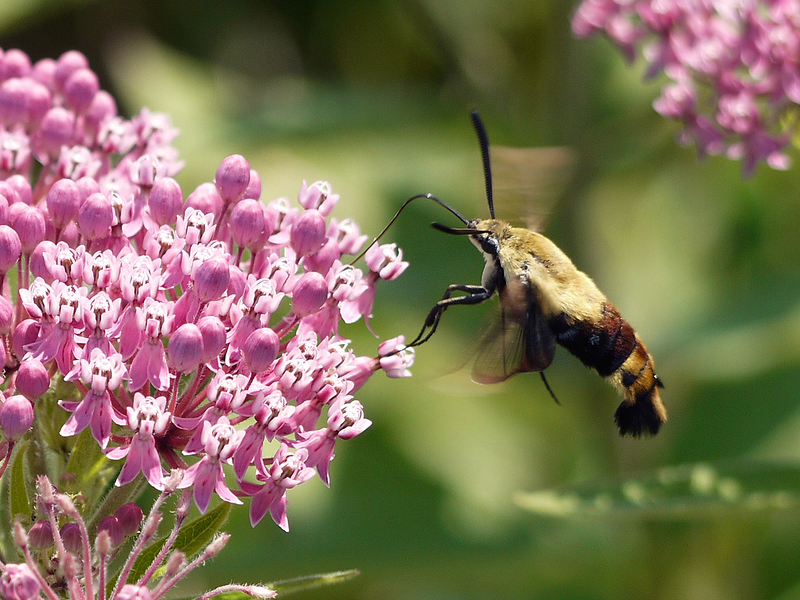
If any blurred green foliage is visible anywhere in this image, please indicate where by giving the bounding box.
[5,1,800,598]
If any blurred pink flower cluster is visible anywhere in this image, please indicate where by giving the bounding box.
[0,48,414,532]
[572,0,800,175]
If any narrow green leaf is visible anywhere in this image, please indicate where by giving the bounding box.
[63,427,118,501]
[514,460,800,519]
[268,570,360,596]
[9,439,31,519]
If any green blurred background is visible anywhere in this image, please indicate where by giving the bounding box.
[6,0,800,598]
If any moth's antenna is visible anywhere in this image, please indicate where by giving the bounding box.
[540,372,561,405]
[349,193,469,265]
[470,111,494,219]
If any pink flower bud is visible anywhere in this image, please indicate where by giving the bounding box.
[0,395,34,441]
[194,256,230,303]
[12,319,38,360]
[229,198,266,249]
[185,182,223,220]
[76,175,101,202]
[28,520,53,549]
[0,295,12,335]
[97,516,124,548]
[243,327,280,373]
[3,50,32,78]
[55,50,89,91]
[24,80,52,126]
[292,271,328,316]
[9,204,45,254]
[290,209,326,256]
[0,563,41,600]
[47,178,81,230]
[60,522,81,553]
[7,175,31,206]
[149,177,183,226]
[197,315,227,363]
[85,90,117,134]
[243,169,262,200]
[37,107,75,159]
[29,240,54,281]
[15,358,50,400]
[215,154,250,203]
[0,224,21,273]
[168,323,204,372]
[63,68,99,114]
[115,503,145,535]
[0,78,26,126]
[78,192,113,240]
[31,58,57,87]
[303,237,340,274]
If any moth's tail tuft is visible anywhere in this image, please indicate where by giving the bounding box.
[614,384,666,437]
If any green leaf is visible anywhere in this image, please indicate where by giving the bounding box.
[514,460,800,519]
[9,439,31,519]
[63,427,118,502]
[121,502,232,587]
[268,570,360,596]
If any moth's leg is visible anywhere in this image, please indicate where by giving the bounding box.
[406,284,492,348]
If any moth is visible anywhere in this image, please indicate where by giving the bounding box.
[399,112,666,437]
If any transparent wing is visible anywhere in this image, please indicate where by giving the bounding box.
[490,145,574,232]
[471,281,556,384]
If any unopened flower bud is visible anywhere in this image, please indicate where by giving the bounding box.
[115,503,145,535]
[243,169,262,200]
[166,550,185,576]
[9,204,45,254]
[194,255,230,303]
[0,224,20,274]
[185,183,223,219]
[46,178,81,230]
[78,192,113,240]
[292,271,328,316]
[37,107,74,159]
[0,395,34,441]
[197,316,226,363]
[215,154,250,203]
[290,209,326,256]
[168,323,204,373]
[12,319,38,361]
[243,327,280,373]
[60,522,81,553]
[229,198,266,249]
[63,68,99,114]
[15,358,50,400]
[97,516,124,549]
[149,177,183,227]
[54,50,89,91]
[28,520,53,549]
[0,294,13,335]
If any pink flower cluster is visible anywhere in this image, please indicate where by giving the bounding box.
[0,48,414,531]
[572,0,800,175]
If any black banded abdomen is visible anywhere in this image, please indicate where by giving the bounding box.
[549,302,666,437]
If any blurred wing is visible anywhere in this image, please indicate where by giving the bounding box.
[472,283,556,384]
[491,145,574,232]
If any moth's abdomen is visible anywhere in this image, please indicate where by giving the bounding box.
[550,303,667,437]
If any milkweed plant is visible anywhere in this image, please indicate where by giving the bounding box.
[572,0,800,175]
[0,48,415,600]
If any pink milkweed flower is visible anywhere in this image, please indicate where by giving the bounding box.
[244,444,315,530]
[106,393,170,489]
[26,282,86,373]
[81,291,120,358]
[175,372,251,454]
[61,348,127,448]
[41,240,85,283]
[233,388,295,480]
[0,563,41,600]
[296,400,371,486]
[127,299,174,391]
[179,417,244,514]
